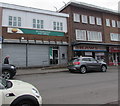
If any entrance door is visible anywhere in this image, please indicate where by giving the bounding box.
[53,50,59,64]
[50,47,59,65]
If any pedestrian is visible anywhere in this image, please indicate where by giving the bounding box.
[4,56,9,64]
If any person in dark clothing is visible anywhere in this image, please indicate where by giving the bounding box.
[4,56,9,64]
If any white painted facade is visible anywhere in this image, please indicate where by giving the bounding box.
[1,2,69,33]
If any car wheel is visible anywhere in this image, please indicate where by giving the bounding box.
[15,100,37,106]
[101,65,107,72]
[2,70,12,79]
[80,66,87,74]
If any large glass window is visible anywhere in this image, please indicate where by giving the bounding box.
[110,33,120,41]
[76,29,86,41]
[87,31,102,42]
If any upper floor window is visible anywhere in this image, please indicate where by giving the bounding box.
[8,16,21,27]
[112,20,116,27]
[73,13,80,22]
[33,19,44,29]
[96,17,102,26]
[117,21,120,28]
[53,22,63,31]
[106,19,110,27]
[110,33,120,41]
[89,16,95,25]
[75,29,86,41]
[82,15,88,24]
[87,31,102,42]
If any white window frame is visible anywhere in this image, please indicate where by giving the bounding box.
[53,22,63,31]
[73,13,80,22]
[106,19,110,27]
[112,20,116,27]
[96,17,102,26]
[117,21,120,28]
[82,15,88,24]
[8,16,22,27]
[33,19,44,29]
[87,31,102,42]
[110,33,120,41]
[75,29,86,41]
[89,16,95,25]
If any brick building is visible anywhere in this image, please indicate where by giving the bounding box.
[0,2,69,67]
[59,1,120,66]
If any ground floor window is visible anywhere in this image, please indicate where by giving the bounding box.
[109,53,120,66]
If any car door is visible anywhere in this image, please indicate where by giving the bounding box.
[0,84,4,106]
[89,58,101,70]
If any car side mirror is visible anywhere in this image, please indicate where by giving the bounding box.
[6,81,12,88]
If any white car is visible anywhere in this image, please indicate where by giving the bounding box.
[0,77,42,106]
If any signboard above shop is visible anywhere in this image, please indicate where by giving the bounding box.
[7,28,65,36]
[73,45,106,52]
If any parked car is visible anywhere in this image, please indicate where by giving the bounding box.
[0,77,42,106]
[67,57,107,74]
[2,64,16,79]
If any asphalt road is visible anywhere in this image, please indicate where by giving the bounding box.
[15,68,118,104]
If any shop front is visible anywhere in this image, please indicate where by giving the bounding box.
[109,47,120,66]
[73,45,107,62]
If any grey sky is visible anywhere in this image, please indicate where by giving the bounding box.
[0,0,119,11]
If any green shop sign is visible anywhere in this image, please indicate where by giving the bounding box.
[8,28,64,36]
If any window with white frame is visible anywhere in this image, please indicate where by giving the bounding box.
[33,19,44,29]
[53,22,63,31]
[110,33,120,41]
[8,16,22,27]
[89,16,95,24]
[96,17,102,25]
[87,31,102,42]
[82,15,88,24]
[73,13,80,22]
[75,29,86,40]
[117,21,120,28]
[106,19,110,27]
[112,20,116,27]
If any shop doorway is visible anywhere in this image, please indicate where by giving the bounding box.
[50,47,59,65]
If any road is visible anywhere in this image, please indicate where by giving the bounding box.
[15,68,118,104]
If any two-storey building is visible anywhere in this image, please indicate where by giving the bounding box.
[59,0,120,66]
[0,2,69,67]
